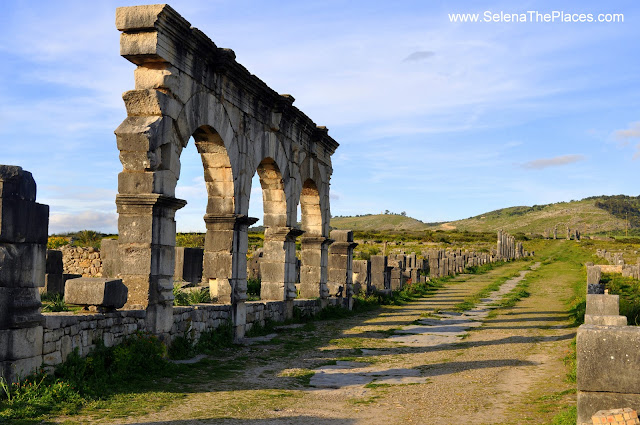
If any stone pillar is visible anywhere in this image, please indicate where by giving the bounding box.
[328,230,357,307]
[44,249,64,295]
[553,226,558,239]
[389,259,404,291]
[0,166,49,383]
[352,260,370,294]
[370,255,388,291]
[202,214,254,304]
[174,247,203,285]
[261,226,303,303]
[497,230,503,260]
[299,236,331,299]
[116,194,186,335]
[100,238,119,278]
[587,266,604,294]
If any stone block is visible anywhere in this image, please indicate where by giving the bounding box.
[44,274,64,295]
[0,198,49,244]
[101,239,119,278]
[586,294,620,316]
[577,324,640,394]
[0,166,36,201]
[0,287,42,328]
[45,250,63,274]
[587,266,602,285]
[578,391,640,425]
[174,247,203,284]
[65,278,128,310]
[584,315,627,326]
[0,326,43,361]
[1,355,42,383]
[330,229,353,242]
[0,243,46,287]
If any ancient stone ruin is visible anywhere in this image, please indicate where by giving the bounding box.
[0,5,537,384]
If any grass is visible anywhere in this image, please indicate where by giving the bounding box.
[40,293,70,312]
[601,272,640,325]
[453,270,523,311]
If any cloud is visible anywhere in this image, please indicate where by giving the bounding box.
[612,122,640,158]
[402,51,435,62]
[521,154,586,170]
[50,210,117,234]
[613,122,640,140]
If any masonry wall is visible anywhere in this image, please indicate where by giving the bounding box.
[60,246,103,277]
[40,297,338,369]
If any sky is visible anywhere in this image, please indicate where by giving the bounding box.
[1,0,639,234]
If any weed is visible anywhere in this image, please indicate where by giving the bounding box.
[41,293,70,312]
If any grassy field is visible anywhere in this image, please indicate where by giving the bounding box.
[331,197,632,235]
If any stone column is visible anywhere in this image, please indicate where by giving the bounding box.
[261,226,303,303]
[370,255,388,291]
[116,194,186,335]
[299,236,331,299]
[327,230,358,307]
[587,266,604,294]
[553,226,558,239]
[203,214,256,305]
[0,166,49,382]
[497,230,503,260]
[44,250,64,295]
[352,260,370,294]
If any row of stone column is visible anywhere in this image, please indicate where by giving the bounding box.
[543,225,581,241]
[351,241,533,294]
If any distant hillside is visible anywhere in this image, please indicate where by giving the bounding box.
[332,196,639,234]
[330,214,430,232]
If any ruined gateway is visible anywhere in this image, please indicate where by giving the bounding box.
[113,4,339,336]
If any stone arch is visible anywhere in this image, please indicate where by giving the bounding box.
[256,157,286,228]
[116,4,339,336]
[300,179,322,236]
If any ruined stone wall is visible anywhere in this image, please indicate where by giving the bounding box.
[577,293,640,423]
[39,297,339,371]
[42,310,146,368]
[60,246,103,277]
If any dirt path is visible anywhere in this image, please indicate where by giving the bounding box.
[58,255,578,425]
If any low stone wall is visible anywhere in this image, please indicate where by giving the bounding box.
[42,310,146,368]
[60,246,103,277]
[40,297,342,371]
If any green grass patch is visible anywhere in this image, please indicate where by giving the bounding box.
[602,272,640,325]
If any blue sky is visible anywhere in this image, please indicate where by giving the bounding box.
[1,1,639,233]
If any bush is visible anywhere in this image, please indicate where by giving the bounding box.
[72,230,101,248]
[47,236,69,249]
[247,278,261,299]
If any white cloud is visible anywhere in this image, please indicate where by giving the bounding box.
[613,122,640,158]
[50,210,117,234]
[521,154,586,170]
[403,51,435,62]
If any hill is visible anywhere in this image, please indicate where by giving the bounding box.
[330,214,431,232]
[331,196,640,235]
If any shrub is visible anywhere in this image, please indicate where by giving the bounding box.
[47,236,69,249]
[247,278,261,299]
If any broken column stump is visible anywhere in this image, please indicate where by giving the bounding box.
[0,165,49,382]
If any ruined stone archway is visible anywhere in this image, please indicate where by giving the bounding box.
[115,4,338,336]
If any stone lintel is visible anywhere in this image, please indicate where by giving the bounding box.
[116,193,186,212]
[115,5,339,156]
[265,226,305,241]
